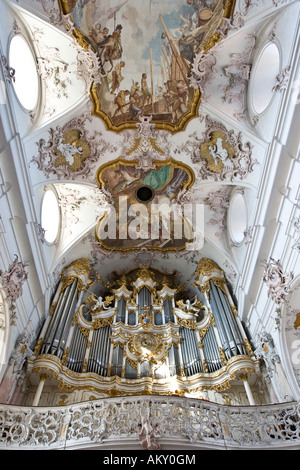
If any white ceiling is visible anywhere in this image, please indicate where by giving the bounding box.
[0,0,299,368]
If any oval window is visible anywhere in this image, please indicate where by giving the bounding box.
[9,35,39,110]
[228,193,247,244]
[251,43,280,115]
[41,189,60,244]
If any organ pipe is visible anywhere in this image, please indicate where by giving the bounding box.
[31,258,258,399]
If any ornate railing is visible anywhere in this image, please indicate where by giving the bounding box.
[0,396,299,450]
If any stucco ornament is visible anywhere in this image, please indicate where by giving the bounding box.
[9,331,34,377]
[0,255,29,305]
[177,115,257,181]
[138,416,161,450]
[262,258,293,305]
[0,255,29,325]
[254,332,280,381]
[122,115,169,172]
[31,114,117,180]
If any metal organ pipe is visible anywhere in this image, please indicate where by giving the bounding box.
[56,281,79,359]
[187,329,197,375]
[77,327,86,372]
[41,279,78,356]
[63,290,86,363]
[111,345,123,377]
[209,282,235,358]
[37,281,64,349]
[203,325,222,372]
[99,328,105,375]
[225,284,249,352]
[116,297,126,323]
[103,326,111,376]
[164,298,174,322]
[210,282,245,357]
[138,287,151,311]
[41,284,68,354]
[218,286,246,355]
[87,329,98,374]
[67,323,87,372]
[54,282,77,348]
[181,327,202,376]
[30,260,259,404]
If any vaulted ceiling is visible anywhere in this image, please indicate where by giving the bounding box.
[0,0,299,352]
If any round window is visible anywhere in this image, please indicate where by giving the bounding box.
[9,35,39,111]
[250,43,280,115]
[228,193,247,244]
[41,189,60,244]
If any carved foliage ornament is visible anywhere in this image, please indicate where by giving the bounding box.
[122,116,169,172]
[0,255,29,306]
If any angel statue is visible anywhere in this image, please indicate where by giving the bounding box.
[176,296,202,313]
[91,294,114,312]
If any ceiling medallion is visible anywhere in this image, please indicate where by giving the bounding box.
[58,0,236,133]
[53,129,91,171]
[31,115,104,180]
[187,114,257,181]
[200,130,236,173]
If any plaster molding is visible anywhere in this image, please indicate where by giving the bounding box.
[31,113,117,180]
[262,258,293,305]
[178,115,257,182]
[0,255,29,325]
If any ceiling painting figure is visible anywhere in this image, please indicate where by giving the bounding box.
[58,0,236,132]
[95,158,196,251]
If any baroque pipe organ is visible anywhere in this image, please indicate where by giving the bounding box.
[28,258,260,402]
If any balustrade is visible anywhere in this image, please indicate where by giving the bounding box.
[0,396,299,449]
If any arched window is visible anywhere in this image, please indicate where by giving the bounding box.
[41,188,60,244]
[9,35,39,111]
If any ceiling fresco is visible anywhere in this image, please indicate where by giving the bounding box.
[0,0,299,408]
[95,156,195,251]
[58,0,236,132]
[1,0,297,300]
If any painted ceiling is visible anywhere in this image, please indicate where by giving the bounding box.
[1,0,298,306]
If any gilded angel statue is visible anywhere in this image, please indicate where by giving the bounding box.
[176,297,204,314]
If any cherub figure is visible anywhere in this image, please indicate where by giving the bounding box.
[91,295,114,312]
[138,416,161,450]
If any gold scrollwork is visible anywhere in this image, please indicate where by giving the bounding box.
[198,321,211,340]
[33,338,43,356]
[60,258,94,292]
[61,347,69,365]
[196,258,223,278]
[92,317,114,330]
[219,347,227,366]
[244,339,254,357]
[173,315,196,331]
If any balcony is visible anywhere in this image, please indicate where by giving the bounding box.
[0,395,299,450]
